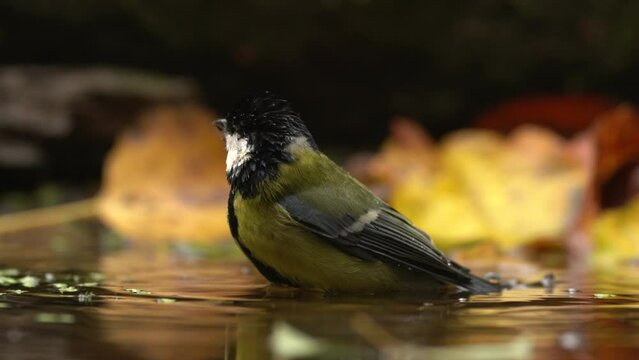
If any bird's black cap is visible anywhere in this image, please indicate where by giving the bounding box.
[223,91,315,146]
[222,91,317,197]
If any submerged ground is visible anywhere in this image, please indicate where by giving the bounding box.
[0,220,638,360]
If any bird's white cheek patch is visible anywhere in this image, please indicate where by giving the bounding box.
[225,134,252,172]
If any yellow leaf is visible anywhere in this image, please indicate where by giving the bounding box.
[98,105,230,244]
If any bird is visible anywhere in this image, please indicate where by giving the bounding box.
[215,91,500,294]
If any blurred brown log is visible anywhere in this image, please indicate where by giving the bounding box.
[0,66,199,187]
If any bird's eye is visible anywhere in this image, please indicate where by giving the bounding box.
[214,118,227,132]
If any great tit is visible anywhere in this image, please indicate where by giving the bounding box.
[215,91,499,293]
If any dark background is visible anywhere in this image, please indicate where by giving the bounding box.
[1,0,639,189]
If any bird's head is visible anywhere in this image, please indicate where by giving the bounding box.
[216,91,317,196]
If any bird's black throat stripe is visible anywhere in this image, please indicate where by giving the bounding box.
[227,188,239,239]
[228,150,293,199]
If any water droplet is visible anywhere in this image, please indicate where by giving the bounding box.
[541,273,555,289]
[484,272,501,281]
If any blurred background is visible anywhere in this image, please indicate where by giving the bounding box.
[3,2,639,359]
[1,0,639,268]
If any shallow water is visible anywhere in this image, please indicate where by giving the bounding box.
[1,221,639,360]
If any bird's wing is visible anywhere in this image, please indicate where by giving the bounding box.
[278,182,498,292]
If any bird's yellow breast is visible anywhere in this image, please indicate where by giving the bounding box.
[233,194,401,293]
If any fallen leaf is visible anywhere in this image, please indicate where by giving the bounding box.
[592,195,639,268]
[354,117,437,193]
[392,126,588,249]
[98,105,230,244]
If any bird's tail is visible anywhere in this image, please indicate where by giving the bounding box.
[444,258,502,293]
[465,273,502,293]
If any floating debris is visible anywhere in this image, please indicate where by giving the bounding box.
[593,293,617,299]
[484,272,501,282]
[19,275,40,288]
[0,268,19,277]
[541,273,555,289]
[34,313,75,324]
[504,278,522,289]
[156,298,176,304]
[77,292,95,304]
[126,288,152,295]
[52,283,78,293]
[7,289,27,295]
[0,276,18,286]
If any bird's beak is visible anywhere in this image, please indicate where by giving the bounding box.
[214,118,227,133]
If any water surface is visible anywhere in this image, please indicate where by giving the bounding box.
[0,220,638,359]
